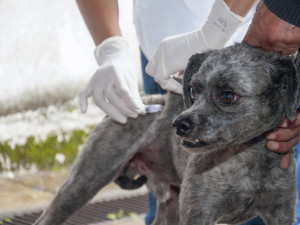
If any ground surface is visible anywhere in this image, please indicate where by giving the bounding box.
[0,168,228,225]
[0,168,147,222]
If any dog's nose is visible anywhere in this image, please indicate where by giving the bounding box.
[172,117,193,135]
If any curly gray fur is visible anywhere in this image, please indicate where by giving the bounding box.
[34,43,298,225]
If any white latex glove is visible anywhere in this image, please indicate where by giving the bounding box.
[146,0,244,94]
[79,36,145,124]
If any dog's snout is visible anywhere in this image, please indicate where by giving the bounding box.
[172,117,194,135]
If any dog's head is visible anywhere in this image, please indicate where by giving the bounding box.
[173,43,300,153]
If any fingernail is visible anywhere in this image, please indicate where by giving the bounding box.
[136,105,147,113]
[267,141,279,150]
[139,107,147,114]
[265,133,276,140]
[280,120,288,127]
[118,118,127,124]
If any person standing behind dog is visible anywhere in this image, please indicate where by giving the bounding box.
[76,0,300,224]
[76,0,259,224]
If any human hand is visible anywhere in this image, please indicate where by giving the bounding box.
[244,2,300,168]
[266,112,300,169]
[243,2,300,55]
[146,0,244,94]
[79,36,145,124]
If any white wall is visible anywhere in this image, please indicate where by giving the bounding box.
[0,0,141,109]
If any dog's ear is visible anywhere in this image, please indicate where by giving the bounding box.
[183,51,212,108]
[271,56,300,121]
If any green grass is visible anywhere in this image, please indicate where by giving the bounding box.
[0,217,12,224]
[0,126,94,172]
[107,209,139,222]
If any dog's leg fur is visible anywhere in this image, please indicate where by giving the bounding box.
[34,111,161,225]
[34,92,186,225]
[148,185,180,225]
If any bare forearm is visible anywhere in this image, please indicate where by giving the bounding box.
[76,0,122,45]
[224,0,257,17]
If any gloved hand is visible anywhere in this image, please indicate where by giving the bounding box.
[146,0,244,94]
[79,36,145,124]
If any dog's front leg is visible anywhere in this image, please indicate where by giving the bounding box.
[179,155,221,225]
[151,186,180,225]
[179,210,216,225]
[34,114,158,225]
[179,181,217,225]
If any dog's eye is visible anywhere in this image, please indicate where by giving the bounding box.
[220,92,238,104]
[190,86,197,99]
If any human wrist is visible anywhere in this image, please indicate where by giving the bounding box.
[195,0,244,50]
[224,0,257,17]
[94,36,130,65]
[217,0,244,22]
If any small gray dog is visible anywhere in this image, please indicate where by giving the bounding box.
[34,43,299,225]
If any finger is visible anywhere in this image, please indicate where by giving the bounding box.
[280,111,300,128]
[170,80,183,94]
[280,48,300,56]
[114,77,145,113]
[93,86,127,124]
[129,94,146,114]
[261,43,299,56]
[242,20,263,48]
[123,76,146,112]
[78,84,93,113]
[242,34,261,48]
[266,136,299,153]
[286,25,300,46]
[279,152,290,170]
[96,99,127,124]
[105,83,138,119]
[178,71,184,76]
[145,59,156,77]
[155,77,183,94]
[266,126,300,142]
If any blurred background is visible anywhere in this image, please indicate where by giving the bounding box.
[0,0,146,220]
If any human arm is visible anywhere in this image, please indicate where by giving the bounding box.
[224,0,257,17]
[243,1,300,55]
[76,0,145,124]
[76,0,121,45]
[242,1,300,169]
[145,0,257,94]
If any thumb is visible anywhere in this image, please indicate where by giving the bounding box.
[155,77,183,94]
[169,79,183,94]
[145,59,156,77]
[279,152,290,170]
[79,85,92,113]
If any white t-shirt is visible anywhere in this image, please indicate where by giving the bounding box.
[133,0,258,60]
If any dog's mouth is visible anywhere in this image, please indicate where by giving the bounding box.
[180,138,207,148]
